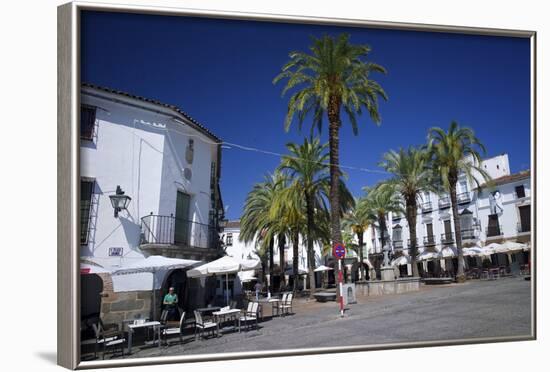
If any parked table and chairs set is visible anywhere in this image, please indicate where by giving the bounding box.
[82,292,296,360]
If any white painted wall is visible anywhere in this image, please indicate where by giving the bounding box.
[80,86,219,269]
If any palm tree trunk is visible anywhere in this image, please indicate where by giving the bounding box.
[357,230,364,280]
[406,198,419,277]
[327,94,343,295]
[305,191,316,297]
[449,180,465,282]
[292,230,299,293]
[268,236,274,293]
[278,233,286,290]
[379,212,387,260]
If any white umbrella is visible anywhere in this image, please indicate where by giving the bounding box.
[187,256,261,304]
[112,255,200,320]
[238,270,258,282]
[463,247,484,257]
[523,241,531,251]
[418,250,439,261]
[483,243,501,255]
[439,246,458,258]
[314,265,334,272]
[497,241,525,253]
[391,255,410,266]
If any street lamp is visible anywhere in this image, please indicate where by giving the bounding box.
[109,185,131,218]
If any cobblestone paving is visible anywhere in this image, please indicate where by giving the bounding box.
[124,277,532,359]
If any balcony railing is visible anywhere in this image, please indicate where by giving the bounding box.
[457,192,471,204]
[517,222,530,233]
[460,228,477,240]
[393,240,403,250]
[441,232,454,244]
[423,235,436,246]
[140,214,218,249]
[486,225,503,237]
[421,202,433,213]
[438,196,451,209]
[392,213,403,221]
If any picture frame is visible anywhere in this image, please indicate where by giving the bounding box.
[57,1,536,369]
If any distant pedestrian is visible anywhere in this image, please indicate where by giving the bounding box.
[163,287,179,321]
[254,281,262,300]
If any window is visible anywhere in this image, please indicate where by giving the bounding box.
[81,105,97,140]
[515,185,526,198]
[80,180,94,244]
[226,233,233,246]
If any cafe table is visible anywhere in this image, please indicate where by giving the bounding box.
[127,320,162,354]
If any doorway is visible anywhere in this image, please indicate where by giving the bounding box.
[175,191,191,245]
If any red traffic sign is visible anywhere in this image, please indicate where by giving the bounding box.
[333,243,346,259]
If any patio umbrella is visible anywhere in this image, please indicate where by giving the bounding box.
[187,256,261,304]
[314,265,334,272]
[483,243,502,255]
[497,241,526,253]
[391,255,410,266]
[523,241,531,251]
[418,250,439,261]
[111,255,200,320]
[439,246,458,258]
[463,247,484,257]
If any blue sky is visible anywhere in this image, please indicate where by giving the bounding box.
[81,11,531,220]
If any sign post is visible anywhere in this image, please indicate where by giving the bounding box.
[333,243,346,317]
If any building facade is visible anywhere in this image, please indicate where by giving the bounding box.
[364,154,531,276]
[79,84,225,325]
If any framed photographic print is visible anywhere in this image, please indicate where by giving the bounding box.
[57,1,536,369]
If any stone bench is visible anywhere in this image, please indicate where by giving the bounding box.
[314,292,337,302]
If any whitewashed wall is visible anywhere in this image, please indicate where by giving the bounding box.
[80,87,218,269]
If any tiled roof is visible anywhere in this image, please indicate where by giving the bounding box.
[82,82,222,142]
[478,170,530,189]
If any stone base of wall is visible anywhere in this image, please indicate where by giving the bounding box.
[356,277,421,296]
[100,290,152,327]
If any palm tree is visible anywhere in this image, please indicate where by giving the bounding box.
[363,183,402,268]
[342,197,373,281]
[274,34,388,288]
[428,121,490,282]
[379,146,434,277]
[278,137,330,295]
[268,180,307,292]
[240,172,289,292]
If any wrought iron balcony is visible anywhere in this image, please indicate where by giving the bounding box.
[423,235,436,246]
[517,222,530,233]
[441,232,454,244]
[393,240,403,250]
[457,192,471,204]
[140,214,218,249]
[438,196,451,209]
[421,202,433,213]
[486,225,503,237]
[460,228,477,240]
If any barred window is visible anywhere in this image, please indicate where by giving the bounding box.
[81,105,97,140]
[81,180,94,244]
[226,233,233,246]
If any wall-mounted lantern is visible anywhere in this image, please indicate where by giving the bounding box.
[109,185,131,218]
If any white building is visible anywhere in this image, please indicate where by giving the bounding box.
[79,83,224,323]
[222,220,325,288]
[364,154,531,276]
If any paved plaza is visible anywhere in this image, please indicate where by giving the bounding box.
[126,277,532,359]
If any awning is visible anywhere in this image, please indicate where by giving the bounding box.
[418,250,439,261]
[111,255,200,275]
[80,263,110,275]
[238,270,258,282]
